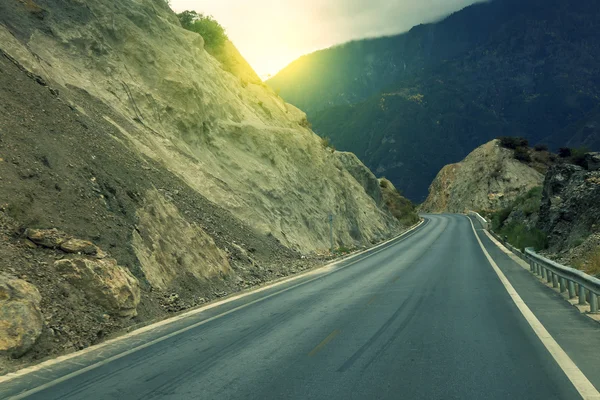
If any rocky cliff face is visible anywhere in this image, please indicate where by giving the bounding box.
[335,152,383,207]
[421,140,544,213]
[537,153,600,252]
[0,0,397,254]
[0,0,400,370]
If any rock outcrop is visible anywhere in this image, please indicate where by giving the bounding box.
[26,229,105,258]
[55,258,141,318]
[379,179,420,227]
[132,190,230,290]
[421,140,544,213]
[0,275,43,357]
[537,162,600,251]
[335,152,383,207]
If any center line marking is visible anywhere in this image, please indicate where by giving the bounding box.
[308,330,341,357]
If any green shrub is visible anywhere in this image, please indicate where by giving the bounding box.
[534,143,549,152]
[514,147,532,163]
[321,137,334,150]
[570,147,589,168]
[177,11,228,52]
[334,246,353,254]
[498,222,548,252]
[491,207,512,231]
[587,249,600,276]
[299,117,312,129]
[498,136,528,150]
[514,186,542,216]
[558,147,572,158]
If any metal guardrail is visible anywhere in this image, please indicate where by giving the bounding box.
[524,248,600,313]
[468,210,600,313]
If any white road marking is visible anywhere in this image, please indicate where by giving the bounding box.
[468,217,600,400]
[3,221,427,399]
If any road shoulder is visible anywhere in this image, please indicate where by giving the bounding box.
[471,216,600,397]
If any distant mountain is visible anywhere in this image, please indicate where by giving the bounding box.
[267,0,521,115]
[269,0,600,201]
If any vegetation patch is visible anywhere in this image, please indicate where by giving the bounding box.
[497,221,548,252]
[177,11,228,53]
[491,186,546,251]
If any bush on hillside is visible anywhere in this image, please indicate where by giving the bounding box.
[558,147,590,168]
[177,11,228,52]
[498,222,548,252]
[558,147,572,158]
[490,186,546,251]
[570,147,589,168]
[513,146,532,163]
[534,143,549,152]
[299,117,312,129]
[498,136,529,150]
[321,136,334,151]
[491,207,512,231]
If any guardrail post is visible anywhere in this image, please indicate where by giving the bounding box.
[591,292,599,313]
[529,260,534,272]
[552,273,559,288]
[568,281,576,299]
[579,285,587,306]
[547,270,553,284]
[541,268,546,280]
[559,278,566,293]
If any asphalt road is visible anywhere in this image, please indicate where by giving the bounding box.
[3,214,600,399]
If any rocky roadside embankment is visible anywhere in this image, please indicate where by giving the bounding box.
[0,0,417,374]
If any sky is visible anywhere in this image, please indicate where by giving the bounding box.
[170,0,483,79]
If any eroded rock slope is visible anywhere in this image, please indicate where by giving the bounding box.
[421,140,544,213]
[0,0,406,372]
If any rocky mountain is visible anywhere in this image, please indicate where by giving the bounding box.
[537,153,600,253]
[489,153,600,275]
[269,0,600,201]
[421,140,545,213]
[0,0,415,371]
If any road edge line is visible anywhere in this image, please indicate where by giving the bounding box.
[468,216,600,399]
[2,220,428,397]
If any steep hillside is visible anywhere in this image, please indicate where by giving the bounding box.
[0,0,402,371]
[271,0,600,201]
[537,154,600,253]
[421,140,544,213]
[489,153,600,275]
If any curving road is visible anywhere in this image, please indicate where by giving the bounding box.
[3,214,600,399]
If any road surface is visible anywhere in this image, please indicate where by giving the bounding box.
[3,214,600,399]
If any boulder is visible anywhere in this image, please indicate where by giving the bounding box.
[54,258,141,318]
[584,152,600,171]
[537,164,600,251]
[25,228,71,248]
[0,275,43,357]
[60,238,106,258]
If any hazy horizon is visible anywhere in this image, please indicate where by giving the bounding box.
[170,0,484,79]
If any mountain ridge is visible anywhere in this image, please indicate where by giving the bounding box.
[269,0,600,201]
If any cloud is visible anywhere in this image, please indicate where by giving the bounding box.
[170,0,483,77]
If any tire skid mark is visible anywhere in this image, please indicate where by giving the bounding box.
[337,288,417,372]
